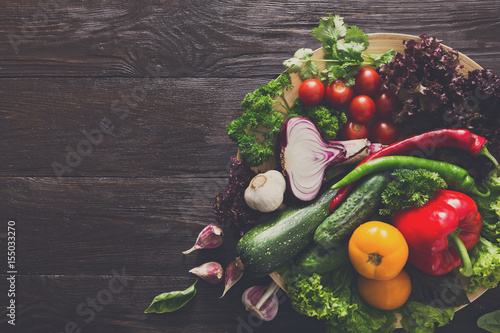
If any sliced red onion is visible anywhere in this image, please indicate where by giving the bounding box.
[241,281,280,321]
[189,261,224,284]
[280,117,383,201]
[220,260,244,298]
[182,223,224,255]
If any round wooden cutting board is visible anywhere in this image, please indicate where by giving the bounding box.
[264,33,488,329]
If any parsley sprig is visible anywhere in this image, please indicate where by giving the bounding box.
[379,168,448,216]
[284,15,395,85]
[226,73,292,167]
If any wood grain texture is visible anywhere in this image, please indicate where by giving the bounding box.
[1,0,500,332]
[0,274,328,333]
[0,0,499,78]
[0,176,238,276]
[0,77,265,177]
[0,274,498,332]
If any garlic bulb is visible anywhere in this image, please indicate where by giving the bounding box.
[244,170,286,212]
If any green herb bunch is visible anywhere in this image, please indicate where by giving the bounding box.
[379,168,447,216]
[288,99,347,141]
[284,15,394,85]
[226,73,292,166]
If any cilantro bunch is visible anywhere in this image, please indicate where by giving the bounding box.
[284,15,394,85]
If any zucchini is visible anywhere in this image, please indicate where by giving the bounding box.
[235,185,338,276]
[314,173,388,249]
[295,242,349,274]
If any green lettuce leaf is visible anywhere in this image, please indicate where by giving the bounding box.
[286,264,397,333]
[468,237,500,292]
[476,193,500,244]
[399,301,455,333]
[286,272,353,320]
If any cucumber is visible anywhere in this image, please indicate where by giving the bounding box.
[314,173,388,249]
[235,185,338,276]
[295,242,349,274]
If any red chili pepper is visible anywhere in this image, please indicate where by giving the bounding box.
[329,129,499,213]
[391,189,482,276]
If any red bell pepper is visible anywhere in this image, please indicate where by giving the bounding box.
[391,189,482,276]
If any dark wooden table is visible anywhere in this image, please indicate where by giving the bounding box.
[1,1,499,332]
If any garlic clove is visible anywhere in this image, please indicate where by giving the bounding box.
[219,260,243,298]
[183,223,224,255]
[241,281,280,321]
[189,261,224,284]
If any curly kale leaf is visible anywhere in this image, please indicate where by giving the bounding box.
[226,73,292,166]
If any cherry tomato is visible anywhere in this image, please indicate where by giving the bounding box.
[325,79,354,107]
[348,95,376,123]
[375,90,400,118]
[340,121,370,140]
[354,68,381,96]
[298,79,325,106]
[371,119,400,144]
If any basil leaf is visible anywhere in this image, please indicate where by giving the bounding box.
[478,310,500,333]
[144,280,198,313]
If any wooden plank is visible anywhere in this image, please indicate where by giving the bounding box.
[1,176,242,276]
[0,273,498,332]
[0,273,326,332]
[0,0,499,78]
[0,77,267,177]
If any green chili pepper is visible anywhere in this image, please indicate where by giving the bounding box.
[332,156,490,198]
